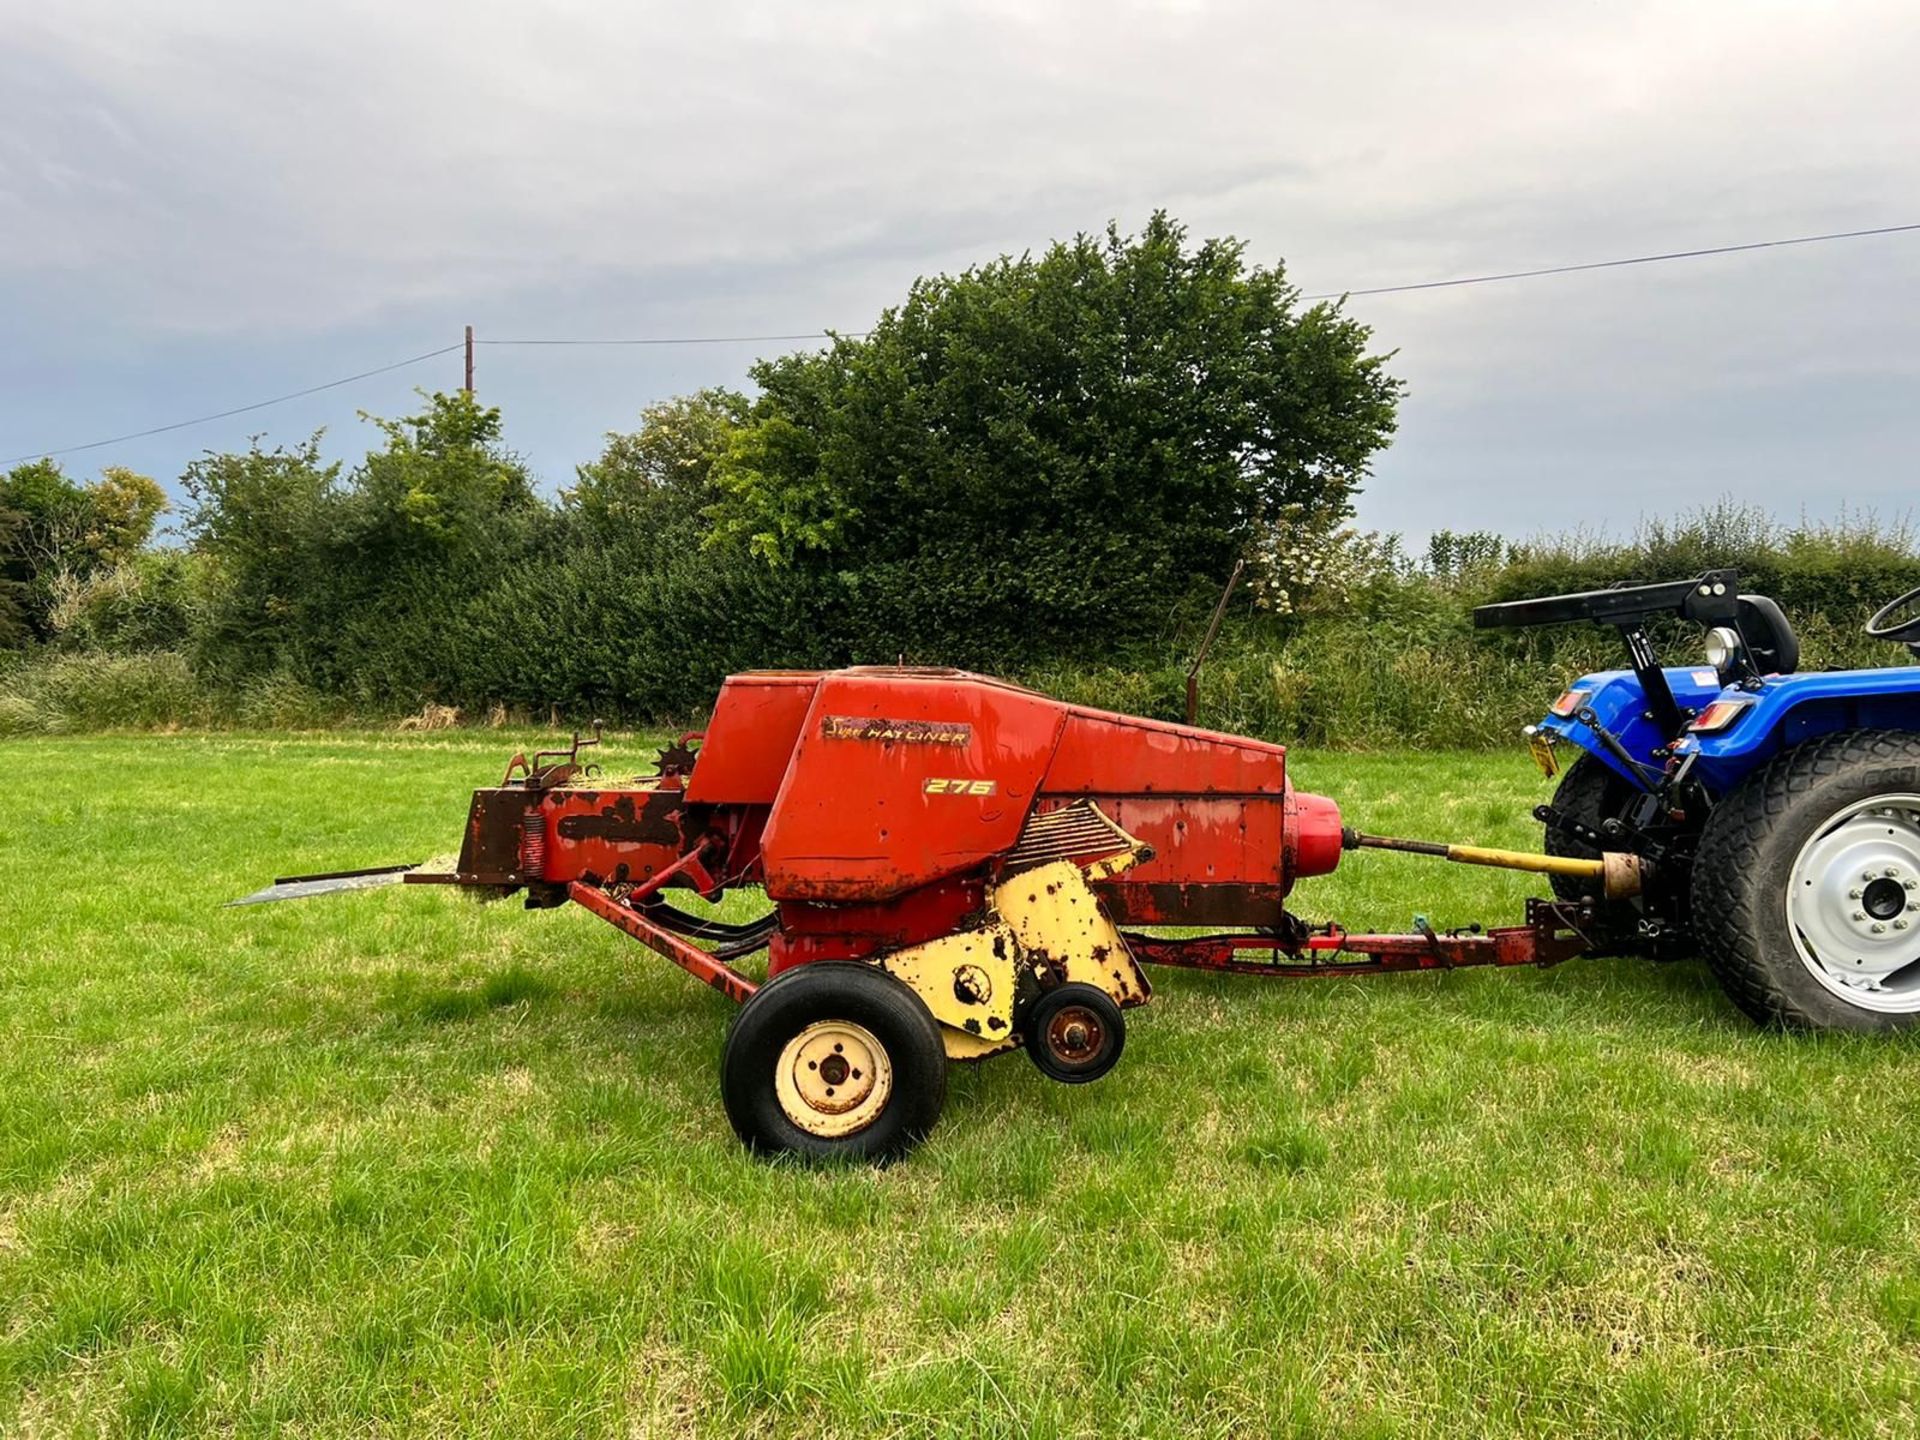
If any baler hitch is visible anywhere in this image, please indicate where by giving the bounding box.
[1125,898,1598,979]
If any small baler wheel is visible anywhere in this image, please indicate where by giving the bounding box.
[1023,982,1126,1084]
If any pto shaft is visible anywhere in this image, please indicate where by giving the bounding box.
[1341,828,1643,900]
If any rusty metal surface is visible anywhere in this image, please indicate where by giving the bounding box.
[769,875,986,973]
[1099,880,1288,929]
[566,880,759,1005]
[874,857,1149,1062]
[879,922,1021,1059]
[996,859,1151,1009]
[760,670,1068,903]
[1043,1003,1107,1066]
[774,1019,893,1136]
[553,789,685,847]
[682,672,820,804]
[455,789,530,881]
[1042,707,1289,796]
[1004,798,1135,872]
[1124,899,1596,977]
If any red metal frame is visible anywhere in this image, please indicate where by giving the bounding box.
[567,878,760,1006]
[1123,900,1595,978]
[565,874,1593,1009]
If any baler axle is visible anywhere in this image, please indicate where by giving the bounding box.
[1342,827,1643,900]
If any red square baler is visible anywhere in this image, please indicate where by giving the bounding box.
[238,667,1608,1160]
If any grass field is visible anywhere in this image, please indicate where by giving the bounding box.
[5,733,1920,1437]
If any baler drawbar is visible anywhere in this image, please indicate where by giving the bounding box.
[237,666,1618,1161]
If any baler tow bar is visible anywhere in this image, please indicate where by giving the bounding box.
[1125,826,1629,979]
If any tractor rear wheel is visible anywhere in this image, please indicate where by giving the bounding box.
[1692,731,1920,1031]
[721,962,947,1162]
[1544,756,1658,954]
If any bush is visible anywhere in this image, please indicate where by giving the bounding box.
[0,651,209,734]
[46,552,200,653]
[1023,500,1917,751]
[711,213,1402,664]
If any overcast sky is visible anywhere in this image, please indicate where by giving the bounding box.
[2,0,1915,546]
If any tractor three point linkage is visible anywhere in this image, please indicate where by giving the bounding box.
[238,576,1920,1161]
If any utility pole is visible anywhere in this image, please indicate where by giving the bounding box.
[463,325,475,394]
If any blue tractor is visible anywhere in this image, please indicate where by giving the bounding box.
[1475,572,1920,1031]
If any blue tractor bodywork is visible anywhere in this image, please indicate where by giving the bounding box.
[1672,667,1920,794]
[1539,664,1920,796]
[1535,666,1726,790]
[1478,566,1920,795]
[1474,568,1920,960]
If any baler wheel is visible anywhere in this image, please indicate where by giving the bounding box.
[721,963,947,1161]
[1023,983,1125,1084]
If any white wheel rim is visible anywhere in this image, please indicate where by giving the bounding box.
[1787,792,1920,1013]
[773,1020,892,1138]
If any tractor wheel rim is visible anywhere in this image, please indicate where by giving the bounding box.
[1787,792,1920,1013]
[774,1020,893,1138]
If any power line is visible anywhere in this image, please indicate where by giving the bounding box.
[1302,222,1920,300]
[6,219,1916,467]
[477,331,862,346]
[2,343,463,466]
[465,223,1920,345]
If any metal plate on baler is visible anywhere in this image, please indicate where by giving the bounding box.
[225,864,421,906]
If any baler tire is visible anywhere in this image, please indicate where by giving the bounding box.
[721,962,947,1163]
[1023,982,1125,1084]
[1544,756,1656,956]
[1691,730,1920,1032]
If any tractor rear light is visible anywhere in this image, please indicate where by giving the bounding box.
[1549,688,1591,719]
[1689,698,1753,733]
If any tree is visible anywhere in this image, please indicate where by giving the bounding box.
[710,212,1402,662]
[85,467,168,564]
[351,391,535,558]
[180,435,345,675]
[180,395,541,689]
[0,459,168,641]
[0,503,30,648]
[567,389,747,547]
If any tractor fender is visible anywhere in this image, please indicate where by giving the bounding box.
[1674,665,1920,794]
[1537,665,1727,787]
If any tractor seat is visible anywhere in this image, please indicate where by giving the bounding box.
[1738,594,1800,675]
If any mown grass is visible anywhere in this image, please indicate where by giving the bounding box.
[4,733,1920,1436]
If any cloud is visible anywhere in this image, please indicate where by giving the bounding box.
[1,0,1915,536]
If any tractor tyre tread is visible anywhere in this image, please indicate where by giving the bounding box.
[1691,729,1920,1031]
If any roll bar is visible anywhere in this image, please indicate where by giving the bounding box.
[1471,569,1743,631]
[1472,569,1745,740]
